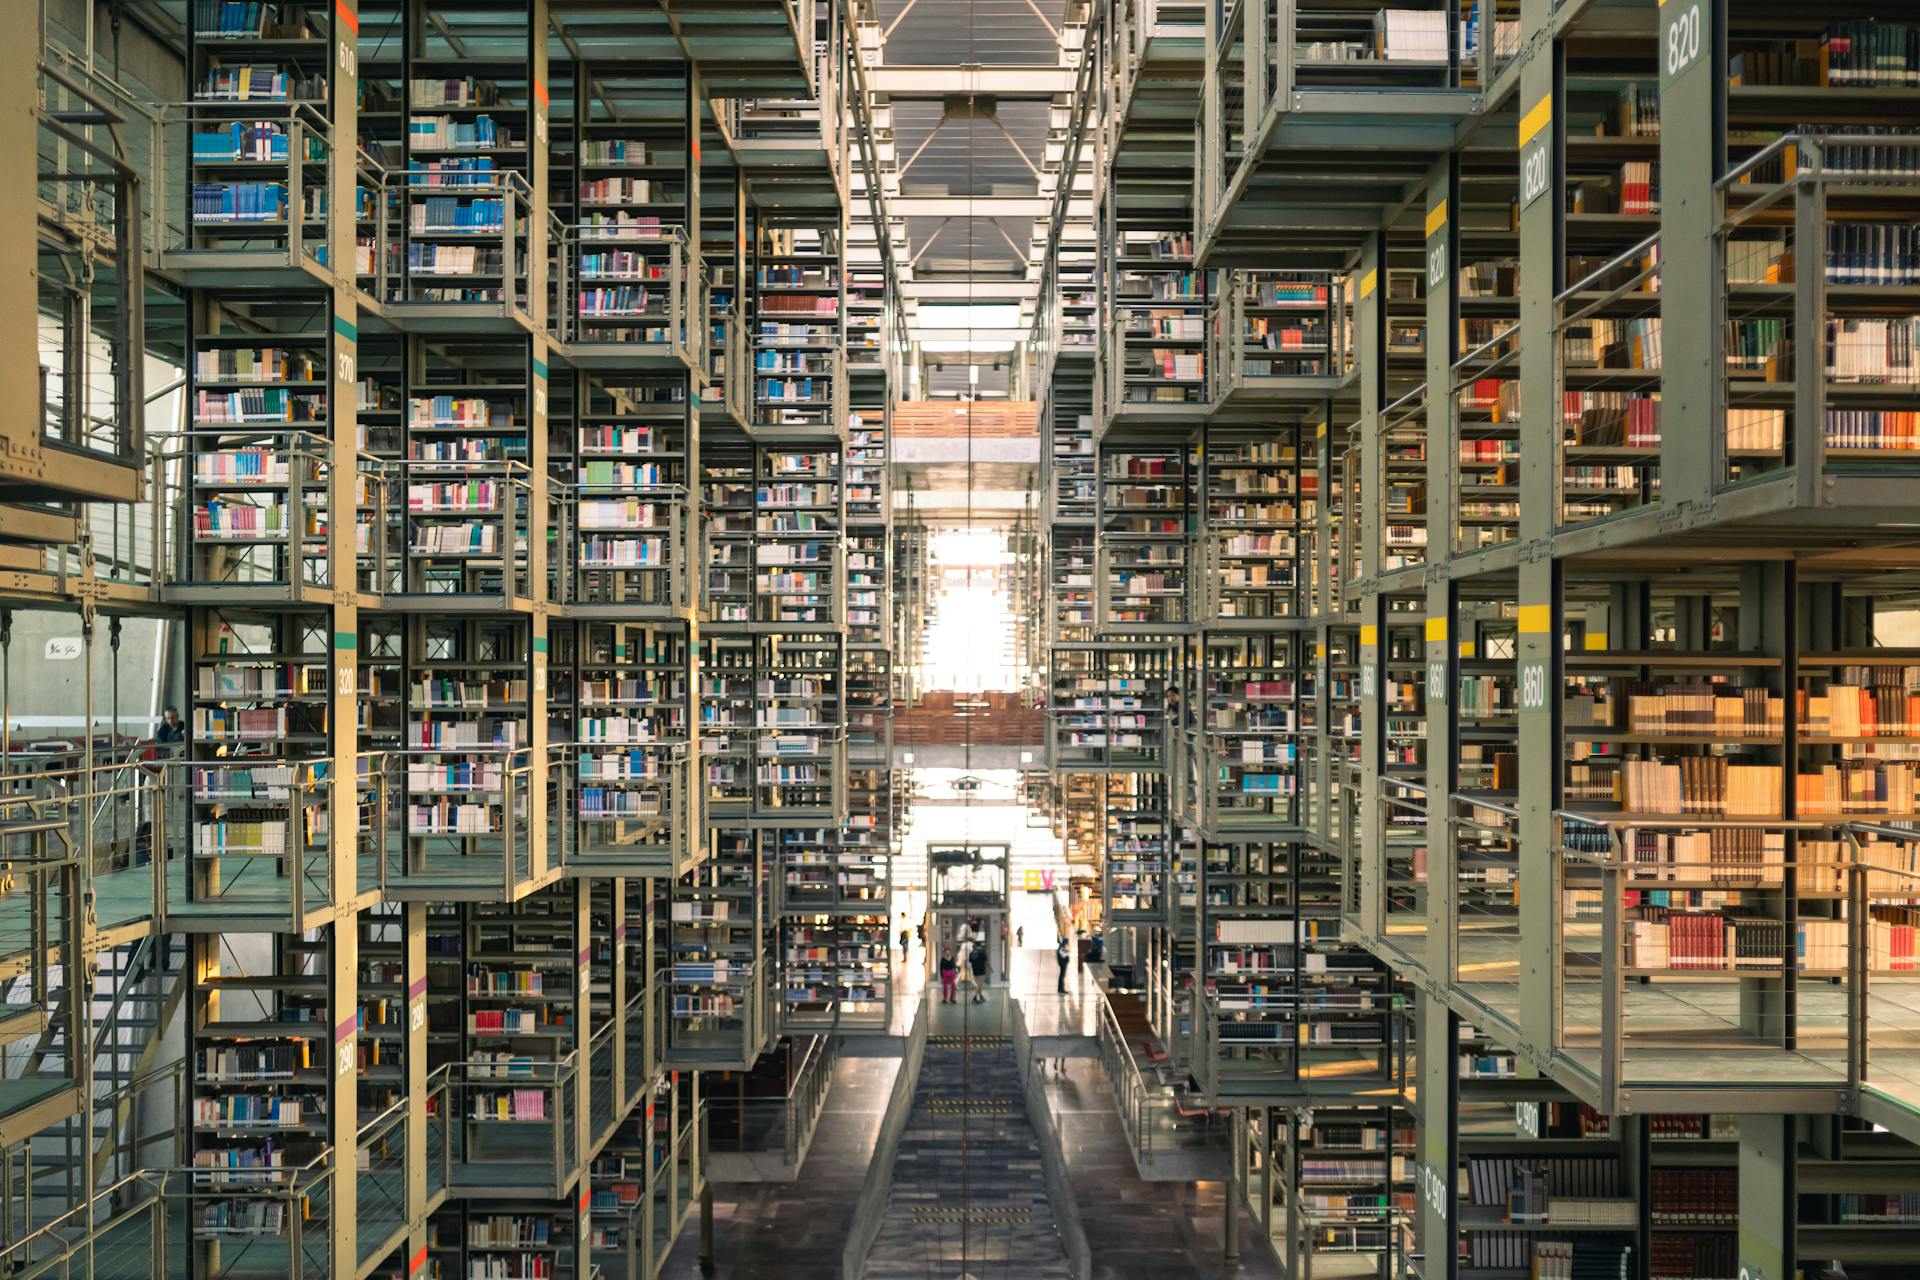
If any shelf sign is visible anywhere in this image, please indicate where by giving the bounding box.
[1516,1100,1541,1138]
[1518,603,1550,711]
[1425,200,1448,294]
[1661,0,1709,91]
[1425,618,1448,704]
[1519,93,1553,211]
[1418,1159,1450,1221]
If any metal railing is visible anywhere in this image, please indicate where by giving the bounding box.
[706,1033,837,1168]
[0,1173,164,1280]
[1192,989,1410,1105]
[558,223,699,368]
[1716,132,1920,487]
[1554,232,1662,528]
[442,1054,581,1198]
[1093,988,1224,1163]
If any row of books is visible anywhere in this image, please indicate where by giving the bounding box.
[408,114,513,151]
[577,425,667,455]
[469,1089,549,1121]
[409,480,505,512]
[196,67,325,103]
[1627,684,1781,736]
[193,120,324,164]
[1569,162,1659,217]
[409,197,508,234]
[1831,316,1919,385]
[468,1215,558,1247]
[410,78,506,109]
[1562,391,1660,447]
[1624,911,1800,972]
[580,139,647,166]
[411,678,527,708]
[410,801,500,835]
[1805,676,1920,737]
[1825,224,1920,287]
[578,250,669,281]
[408,718,522,749]
[407,761,505,793]
[581,211,664,239]
[1564,465,1655,493]
[1622,827,1785,884]
[192,179,326,224]
[1649,1168,1738,1224]
[1649,1232,1734,1280]
[1797,760,1920,814]
[194,1094,317,1128]
[1461,378,1521,423]
[1617,759,1780,816]
[577,287,662,316]
[579,779,666,808]
[194,819,290,856]
[1822,20,1920,86]
[1463,1156,1623,1206]
[1459,1235,1632,1277]
[195,387,324,426]
[409,244,506,278]
[410,523,516,555]
[1566,317,1661,372]
[195,706,290,739]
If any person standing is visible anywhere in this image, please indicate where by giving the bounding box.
[156,707,185,744]
[938,948,958,1004]
[968,938,989,1003]
[1016,925,1025,949]
[899,919,911,959]
[1055,936,1071,993]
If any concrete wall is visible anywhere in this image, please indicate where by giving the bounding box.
[0,606,181,743]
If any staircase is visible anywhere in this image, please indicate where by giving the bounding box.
[12,933,186,1227]
[863,1030,1075,1279]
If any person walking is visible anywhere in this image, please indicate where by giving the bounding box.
[938,948,958,1004]
[968,938,989,1003]
[1055,936,1071,993]
[1016,925,1025,948]
[899,919,911,959]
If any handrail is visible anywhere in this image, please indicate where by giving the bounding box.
[1451,322,1521,379]
[1553,231,1662,328]
[1451,791,1518,820]
[1009,998,1092,1280]
[839,995,927,1280]
[0,1171,161,1270]
[1379,382,1427,426]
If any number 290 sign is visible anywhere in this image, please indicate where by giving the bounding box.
[1661,0,1709,89]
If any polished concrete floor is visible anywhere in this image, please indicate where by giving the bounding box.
[660,1054,902,1280]
[1036,1057,1281,1280]
[663,974,1283,1279]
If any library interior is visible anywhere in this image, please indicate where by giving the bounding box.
[9,0,1920,1276]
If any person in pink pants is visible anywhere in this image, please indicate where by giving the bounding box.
[938,948,959,1003]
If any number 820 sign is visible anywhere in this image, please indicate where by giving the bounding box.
[1661,0,1709,89]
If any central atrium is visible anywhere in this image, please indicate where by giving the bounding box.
[8,0,1920,1276]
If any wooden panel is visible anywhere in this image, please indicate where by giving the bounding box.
[895,690,1045,746]
[891,401,1038,438]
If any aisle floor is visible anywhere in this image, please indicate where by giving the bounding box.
[660,1055,900,1280]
